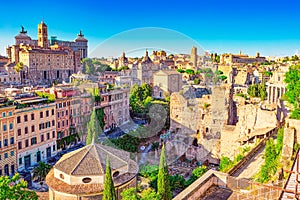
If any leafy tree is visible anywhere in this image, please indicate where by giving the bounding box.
[121,187,139,200]
[130,83,153,115]
[86,109,102,145]
[185,166,207,186]
[0,174,38,200]
[118,66,130,71]
[103,156,117,200]
[215,70,223,75]
[157,144,172,200]
[247,83,266,100]
[263,71,273,77]
[284,64,300,112]
[194,78,200,84]
[82,58,95,75]
[177,69,185,73]
[32,162,52,182]
[185,69,195,75]
[219,157,234,172]
[140,165,159,179]
[218,75,227,81]
[140,188,160,200]
[169,174,185,190]
[35,91,55,103]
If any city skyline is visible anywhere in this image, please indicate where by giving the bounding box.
[1,0,300,57]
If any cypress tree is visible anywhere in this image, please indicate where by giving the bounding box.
[103,156,117,200]
[157,144,172,200]
[86,109,101,145]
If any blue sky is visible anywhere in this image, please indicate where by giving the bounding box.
[0,0,300,57]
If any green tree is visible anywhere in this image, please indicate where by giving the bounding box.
[140,188,160,200]
[32,162,52,182]
[86,109,102,145]
[284,64,300,113]
[185,166,207,186]
[258,83,267,100]
[121,188,139,200]
[82,58,95,75]
[103,156,117,200]
[185,69,195,75]
[218,75,227,81]
[194,78,200,84]
[0,174,38,200]
[177,69,185,73]
[130,83,153,116]
[157,144,172,200]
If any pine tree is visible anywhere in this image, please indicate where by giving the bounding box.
[103,156,117,200]
[157,144,172,200]
[86,109,101,145]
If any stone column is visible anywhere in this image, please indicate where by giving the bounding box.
[270,86,274,103]
[268,86,271,103]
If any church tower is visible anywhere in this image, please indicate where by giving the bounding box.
[38,20,48,48]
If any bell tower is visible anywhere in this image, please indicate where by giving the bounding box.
[38,20,48,48]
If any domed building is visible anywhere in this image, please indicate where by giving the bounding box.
[46,143,138,200]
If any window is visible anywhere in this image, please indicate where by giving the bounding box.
[3,124,7,131]
[31,137,37,145]
[62,111,64,117]
[53,145,56,151]
[51,109,54,115]
[58,122,60,128]
[8,111,12,116]
[11,165,14,175]
[19,158,22,165]
[2,112,6,118]
[62,121,64,127]
[18,142,22,150]
[0,141,2,148]
[52,120,55,126]
[31,113,34,120]
[10,151,14,156]
[25,127,28,134]
[24,115,28,122]
[40,112,43,118]
[47,132,50,140]
[25,139,29,147]
[31,125,35,132]
[57,112,60,118]
[10,137,14,145]
[66,110,68,115]
[4,153,8,159]
[46,110,49,117]
[66,120,68,126]
[18,129,21,136]
[39,123,44,130]
[4,139,8,147]
[17,116,21,123]
[9,123,13,130]
[41,135,44,142]
[52,131,55,138]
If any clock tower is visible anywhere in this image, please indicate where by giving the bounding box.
[38,20,48,48]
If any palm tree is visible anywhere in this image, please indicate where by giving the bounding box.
[32,162,52,184]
